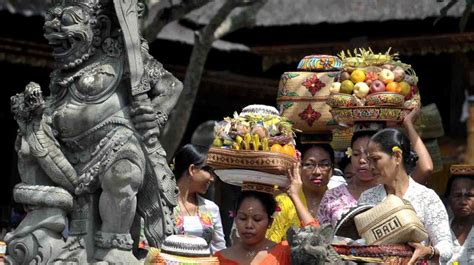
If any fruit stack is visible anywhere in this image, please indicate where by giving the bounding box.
[207,105,297,187]
[327,48,420,125]
[211,105,297,157]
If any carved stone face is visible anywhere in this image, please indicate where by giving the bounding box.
[44,5,96,68]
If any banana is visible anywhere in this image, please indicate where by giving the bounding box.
[262,137,269,151]
[232,142,240,150]
[244,133,251,150]
[252,134,260,151]
[236,135,243,147]
[212,138,223,147]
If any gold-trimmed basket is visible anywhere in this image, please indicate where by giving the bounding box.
[330,106,411,125]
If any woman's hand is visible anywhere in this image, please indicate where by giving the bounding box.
[287,162,303,198]
[407,242,433,265]
[403,105,420,128]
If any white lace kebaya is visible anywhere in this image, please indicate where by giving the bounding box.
[358,177,453,263]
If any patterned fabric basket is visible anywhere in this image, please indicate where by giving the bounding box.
[332,244,413,265]
[277,71,339,134]
[354,195,428,245]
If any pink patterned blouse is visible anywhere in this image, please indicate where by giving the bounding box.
[317,185,358,228]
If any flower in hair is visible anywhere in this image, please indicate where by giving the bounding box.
[228,210,236,218]
[392,146,402,153]
[345,147,353,158]
[271,205,281,218]
[295,150,302,161]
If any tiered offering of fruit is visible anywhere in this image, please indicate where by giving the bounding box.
[211,105,297,158]
[330,48,419,107]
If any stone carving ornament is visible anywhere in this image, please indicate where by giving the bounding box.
[6,0,183,263]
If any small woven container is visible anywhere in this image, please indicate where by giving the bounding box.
[332,244,413,265]
[425,139,443,173]
[354,195,428,245]
[330,126,353,151]
[420,103,444,139]
[207,147,297,175]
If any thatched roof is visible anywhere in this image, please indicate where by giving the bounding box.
[1,0,464,24]
[185,0,465,26]
[0,0,467,53]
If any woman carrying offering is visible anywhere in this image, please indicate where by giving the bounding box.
[266,144,334,242]
[359,128,452,264]
[318,107,433,228]
[173,144,226,253]
[215,164,318,265]
[445,169,474,264]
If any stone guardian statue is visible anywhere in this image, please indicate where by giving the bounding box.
[6,0,183,263]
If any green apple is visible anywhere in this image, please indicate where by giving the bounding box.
[340,80,354,94]
[399,81,410,96]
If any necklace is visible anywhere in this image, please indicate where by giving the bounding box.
[179,197,196,216]
[243,243,272,258]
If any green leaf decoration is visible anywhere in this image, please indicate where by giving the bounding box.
[287,73,300,79]
[282,102,294,110]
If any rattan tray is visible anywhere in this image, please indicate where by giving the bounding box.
[207,147,297,175]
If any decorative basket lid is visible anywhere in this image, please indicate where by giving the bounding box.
[450,164,474,175]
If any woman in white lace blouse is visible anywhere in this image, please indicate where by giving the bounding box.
[359,128,452,264]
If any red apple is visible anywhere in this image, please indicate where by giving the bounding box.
[370,80,386,93]
[405,85,418,100]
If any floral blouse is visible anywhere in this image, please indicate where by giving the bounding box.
[358,177,453,263]
[138,195,226,253]
[174,195,226,253]
[317,185,358,228]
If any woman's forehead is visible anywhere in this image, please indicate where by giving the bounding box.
[303,147,330,160]
[238,198,266,212]
[452,178,474,189]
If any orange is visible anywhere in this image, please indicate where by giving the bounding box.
[350,69,366,83]
[282,144,296,157]
[270,144,283,153]
[385,81,401,93]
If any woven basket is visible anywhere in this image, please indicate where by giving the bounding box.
[425,139,443,173]
[207,147,297,175]
[332,244,413,265]
[354,195,428,245]
[330,126,354,151]
[420,103,444,139]
[277,71,338,134]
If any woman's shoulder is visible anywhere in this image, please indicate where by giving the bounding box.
[326,184,350,197]
[198,195,220,210]
[214,249,239,265]
[358,184,385,204]
[408,178,440,200]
